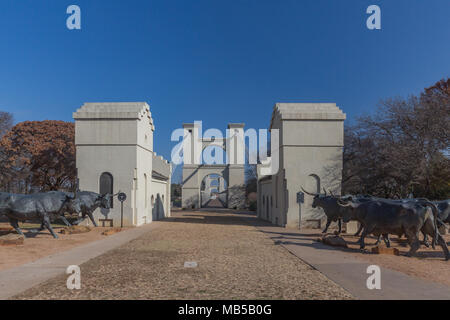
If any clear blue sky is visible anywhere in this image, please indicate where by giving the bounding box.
[0,0,449,169]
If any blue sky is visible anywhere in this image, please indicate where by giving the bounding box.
[0,0,449,176]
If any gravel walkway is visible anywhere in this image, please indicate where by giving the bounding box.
[13,210,352,300]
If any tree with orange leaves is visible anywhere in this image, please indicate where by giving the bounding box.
[0,120,75,193]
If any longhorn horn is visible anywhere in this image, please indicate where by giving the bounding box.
[336,200,352,207]
[112,191,122,197]
[301,187,318,197]
[322,187,327,196]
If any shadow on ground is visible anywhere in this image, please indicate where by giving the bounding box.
[258,227,450,259]
[159,209,258,227]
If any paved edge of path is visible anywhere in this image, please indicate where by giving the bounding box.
[0,222,160,300]
[249,221,450,300]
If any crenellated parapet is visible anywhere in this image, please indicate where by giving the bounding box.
[152,152,172,181]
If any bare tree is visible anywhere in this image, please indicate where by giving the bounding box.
[245,164,257,195]
[343,78,450,200]
[0,111,13,138]
[0,111,14,191]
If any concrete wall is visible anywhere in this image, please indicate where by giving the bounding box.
[75,144,136,226]
[182,165,228,208]
[257,179,272,221]
[74,102,171,227]
[135,145,153,226]
[152,153,171,178]
[182,167,200,209]
[257,103,345,229]
[150,179,169,221]
[181,123,245,209]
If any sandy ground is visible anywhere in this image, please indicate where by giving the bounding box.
[7,210,448,299]
[12,210,353,300]
[300,229,450,287]
[0,222,122,272]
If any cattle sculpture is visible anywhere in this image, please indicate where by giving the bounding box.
[0,190,112,239]
[0,191,78,239]
[337,196,449,260]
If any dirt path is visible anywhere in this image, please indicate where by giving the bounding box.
[12,210,352,300]
[271,228,450,287]
[255,224,450,299]
[330,231,450,286]
[0,223,119,272]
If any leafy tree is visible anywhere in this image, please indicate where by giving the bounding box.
[171,183,182,198]
[0,120,76,192]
